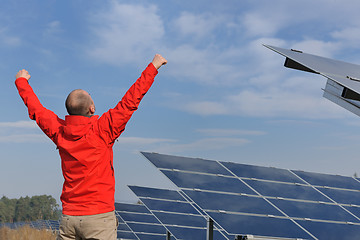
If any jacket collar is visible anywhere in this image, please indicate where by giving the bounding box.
[65,115,99,125]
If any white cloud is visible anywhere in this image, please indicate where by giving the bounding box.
[291,40,342,58]
[165,44,246,85]
[180,87,350,119]
[43,21,63,37]
[116,137,175,145]
[182,101,229,116]
[0,27,21,46]
[331,27,360,49]
[173,12,223,39]
[152,137,250,154]
[242,13,284,37]
[197,128,266,136]
[87,1,164,65]
[85,1,360,120]
[0,134,47,143]
[0,121,46,143]
[116,135,251,158]
[0,121,37,128]
[226,89,345,118]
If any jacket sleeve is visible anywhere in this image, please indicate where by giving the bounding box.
[97,63,158,145]
[15,77,64,144]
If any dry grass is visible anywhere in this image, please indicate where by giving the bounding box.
[0,225,57,240]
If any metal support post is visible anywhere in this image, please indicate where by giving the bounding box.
[207,217,214,240]
[166,230,171,240]
[235,235,247,240]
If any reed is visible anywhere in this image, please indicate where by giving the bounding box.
[0,225,57,240]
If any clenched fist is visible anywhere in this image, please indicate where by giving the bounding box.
[16,69,31,81]
[152,54,167,70]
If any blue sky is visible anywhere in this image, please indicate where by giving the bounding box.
[2,0,360,204]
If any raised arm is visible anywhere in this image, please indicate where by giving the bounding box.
[15,69,64,143]
[98,54,167,145]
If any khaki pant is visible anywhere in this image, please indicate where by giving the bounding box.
[57,211,118,240]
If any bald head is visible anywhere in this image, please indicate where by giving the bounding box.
[65,89,95,116]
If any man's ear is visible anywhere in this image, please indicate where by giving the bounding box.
[89,105,95,115]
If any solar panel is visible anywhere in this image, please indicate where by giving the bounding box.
[141,152,360,240]
[128,185,230,240]
[115,202,170,240]
[292,170,360,190]
[263,45,360,93]
[160,169,255,195]
[48,220,60,231]
[264,45,360,117]
[30,220,49,229]
[242,179,329,202]
[0,220,60,232]
[141,152,232,176]
[221,161,303,183]
[115,210,138,240]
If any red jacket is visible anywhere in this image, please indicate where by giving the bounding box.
[15,63,158,215]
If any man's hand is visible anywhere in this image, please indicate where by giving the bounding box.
[16,69,31,81]
[152,54,167,70]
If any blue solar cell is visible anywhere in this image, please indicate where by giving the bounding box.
[115,202,150,213]
[222,161,303,183]
[117,231,138,239]
[269,199,360,222]
[165,226,226,240]
[183,190,283,216]
[161,170,256,195]
[343,206,360,219]
[140,198,199,215]
[118,223,131,231]
[293,170,360,190]
[48,220,59,230]
[298,220,360,240]
[135,233,169,240]
[119,212,159,224]
[317,187,360,206]
[207,212,312,239]
[31,220,49,229]
[127,222,165,234]
[151,211,206,228]
[116,215,125,223]
[243,179,330,202]
[142,152,232,175]
[128,185,184,201]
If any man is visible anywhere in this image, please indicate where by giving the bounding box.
[15,54,167,240]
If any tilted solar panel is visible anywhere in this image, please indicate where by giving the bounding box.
[128,185,230,240]
[263,45,360,94]
[115,202,170,240]
[141,152,360,240]
[264,45,360,117]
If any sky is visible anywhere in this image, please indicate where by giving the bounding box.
[2,0,360,205]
